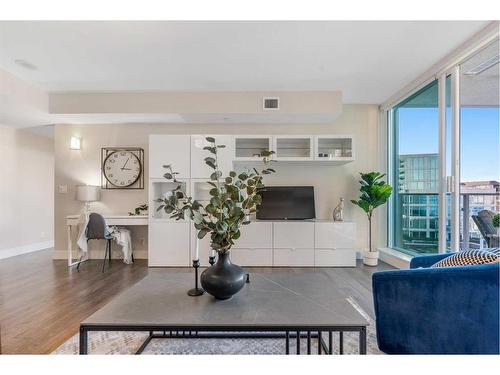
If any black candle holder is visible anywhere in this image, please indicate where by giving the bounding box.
[187,259,205,296]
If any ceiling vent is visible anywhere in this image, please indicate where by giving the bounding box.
[464,54,500,76]
[263,97,280,110]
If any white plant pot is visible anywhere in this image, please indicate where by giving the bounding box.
[363,250,379,266]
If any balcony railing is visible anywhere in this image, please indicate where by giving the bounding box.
[461,191,499,250]
[395,192,499,254]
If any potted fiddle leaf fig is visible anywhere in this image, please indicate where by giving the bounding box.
[156,137,275,299]
[351,172,392,266]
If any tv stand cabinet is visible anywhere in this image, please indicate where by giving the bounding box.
[245,220,356,267]
[187,219,356,268]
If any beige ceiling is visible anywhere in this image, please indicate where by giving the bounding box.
[460,41,499,107]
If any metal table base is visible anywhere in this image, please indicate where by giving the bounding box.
[79,325,367,355]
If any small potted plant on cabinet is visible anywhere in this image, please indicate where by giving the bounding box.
[351,172,392,266]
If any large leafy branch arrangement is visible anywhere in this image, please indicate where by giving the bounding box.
[156,137,275,253]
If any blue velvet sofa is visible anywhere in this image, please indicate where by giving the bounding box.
[372,253,499,354]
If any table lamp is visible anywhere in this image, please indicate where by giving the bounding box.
[76,185,101,212]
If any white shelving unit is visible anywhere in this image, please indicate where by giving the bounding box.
[148,134,357,267]
[314,135,354,162]
[233,135,273,161]
[273,135,314,161]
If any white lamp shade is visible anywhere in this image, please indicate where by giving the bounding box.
[76,185,101,202]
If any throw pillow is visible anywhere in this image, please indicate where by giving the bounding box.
[431,249,499,268]
[485,248,500,255]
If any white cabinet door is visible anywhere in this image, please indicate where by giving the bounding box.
[148,222,190,266]
[273,248,314,266]
[273,222,314,249]
[191,135,234,179]
[233,222,273,249]
[315,222,356,249]
[314,249,356,267]
[149,135,191,179]
[231,248,273,266]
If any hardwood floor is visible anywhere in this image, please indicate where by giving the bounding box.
[0,250,148,354]
[0,249,393,354]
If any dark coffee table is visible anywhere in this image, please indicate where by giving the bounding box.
[79,271,368,355]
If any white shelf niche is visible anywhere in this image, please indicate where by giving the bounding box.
[191,180,213,204]
[150,179,188,220]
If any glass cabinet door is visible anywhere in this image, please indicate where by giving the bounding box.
[233,136,273,161]
[273,136,313,160]
[314,136,354,161]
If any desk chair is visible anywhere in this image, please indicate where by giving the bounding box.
[472,210,499,248]
[77,213,114,272]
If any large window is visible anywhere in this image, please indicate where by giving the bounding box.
[389,40,499,256]
[459,42,500,250]
[391,81,440,255]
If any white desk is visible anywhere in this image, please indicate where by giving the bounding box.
[66,215,148,267]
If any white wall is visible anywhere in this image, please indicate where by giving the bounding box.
[53,104,384,259]
[0,67,49,128]
[0,125,54,259]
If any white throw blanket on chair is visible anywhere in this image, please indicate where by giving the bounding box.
[76,213,133,264]
[109,226,133,264]
[76,212,90,252]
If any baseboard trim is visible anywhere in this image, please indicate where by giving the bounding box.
[0,240,54,260]
[52,249,148,260]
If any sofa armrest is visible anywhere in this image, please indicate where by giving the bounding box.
[372,264,499,354]
[409,253,452,269]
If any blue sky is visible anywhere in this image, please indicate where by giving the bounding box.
[398,107,499,182]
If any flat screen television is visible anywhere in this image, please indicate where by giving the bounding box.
[256,186,316,220]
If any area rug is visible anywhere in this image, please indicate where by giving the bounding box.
[53,297,380,355]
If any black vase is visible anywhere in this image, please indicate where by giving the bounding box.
[200,251,246,300]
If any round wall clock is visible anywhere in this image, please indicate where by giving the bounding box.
[103,150,142,187]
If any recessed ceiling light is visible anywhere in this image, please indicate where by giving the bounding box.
[14,59,37,71]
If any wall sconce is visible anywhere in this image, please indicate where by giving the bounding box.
[70,136,81,150]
